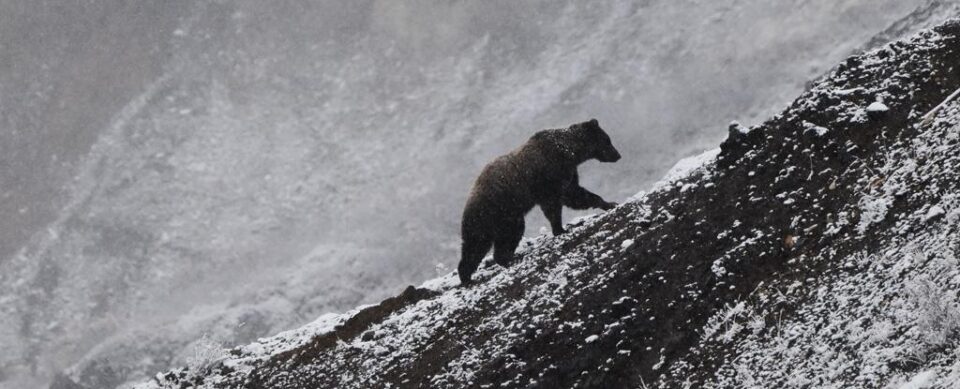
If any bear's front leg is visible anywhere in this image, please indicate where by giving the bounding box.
[540,199,566,235]
[564,185,617,210]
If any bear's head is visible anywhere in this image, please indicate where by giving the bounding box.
[573,118,621,163]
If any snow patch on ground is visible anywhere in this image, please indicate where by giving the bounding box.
[631,148,720,202]
[867,100,890,113]
[896,370,937,389]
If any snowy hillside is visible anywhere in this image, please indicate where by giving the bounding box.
[4,2,959,389]
[133,18,960,388]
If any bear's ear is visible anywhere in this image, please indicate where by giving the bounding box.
[571,119,599,134]
[582,118,600,132]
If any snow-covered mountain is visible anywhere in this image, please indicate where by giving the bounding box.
[135,17,960,388]
[2,1,958,388]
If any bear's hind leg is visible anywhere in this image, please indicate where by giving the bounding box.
[493,217,524,268]
[458,237,492,284]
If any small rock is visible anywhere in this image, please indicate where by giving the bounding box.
[924,205,945,223]
[946,209,960,223]
[784,234,797,249]
[802,121,829,138]
[720,121,761,159]
[726,121,750,142]
[866,100,889,120]
[866,101,889,113]
[361,331,376,341]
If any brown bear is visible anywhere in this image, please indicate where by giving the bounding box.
[458,119,621,284]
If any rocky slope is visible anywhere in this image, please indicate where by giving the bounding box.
[131,18,960,389]
[9,2,953,389]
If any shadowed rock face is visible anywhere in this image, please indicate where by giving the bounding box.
[137,18,960,389]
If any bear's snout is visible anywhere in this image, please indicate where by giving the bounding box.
[599,148,621,162]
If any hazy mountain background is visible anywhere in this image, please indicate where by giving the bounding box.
[0,1,955,387]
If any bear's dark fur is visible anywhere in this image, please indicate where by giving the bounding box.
[458,119,621,284]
